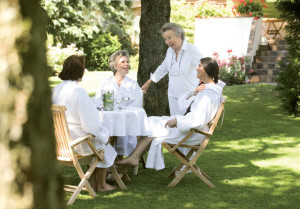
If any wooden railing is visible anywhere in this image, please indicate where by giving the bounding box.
[262,18,287,40]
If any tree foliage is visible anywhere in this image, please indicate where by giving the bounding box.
[275,0,300,116]
[42,0,136,71]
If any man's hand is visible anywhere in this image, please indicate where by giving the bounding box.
[165,118,177,128]
[141,79,152,94]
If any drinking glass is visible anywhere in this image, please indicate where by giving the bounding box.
[122,96,130,107]
[114,96,122,110]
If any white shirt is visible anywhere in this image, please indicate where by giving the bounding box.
[150,39,203,98]
[93,76,143,108]
[52,80,116,168]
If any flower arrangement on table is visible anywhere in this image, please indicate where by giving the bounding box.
[232,0,267,18]
[213,50,251,85]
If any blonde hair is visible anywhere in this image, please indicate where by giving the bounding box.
[109,50,129,75]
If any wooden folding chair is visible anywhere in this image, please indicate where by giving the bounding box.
[162,97,226,188]
[51,105,126,205]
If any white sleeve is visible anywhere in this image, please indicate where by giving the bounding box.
[178,90,195,114]
[78,89,109,144]
[150,51,170,83]
[176,94,211,133]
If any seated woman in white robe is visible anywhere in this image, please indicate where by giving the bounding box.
[117,57,222,170]
[52,55,117,191]
[93,50,143,158]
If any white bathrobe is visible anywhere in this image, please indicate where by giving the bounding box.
[93,76,143,156]
[146,83,222,170]
[52,80,117,168]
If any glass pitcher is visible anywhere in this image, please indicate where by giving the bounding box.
[101,90,114,111]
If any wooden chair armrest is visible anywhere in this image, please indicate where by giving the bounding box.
[70,134,105,162]
[168,130,195,154]
[191,128,212,137]
[69,134,94,147]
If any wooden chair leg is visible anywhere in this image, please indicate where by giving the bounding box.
[168,166,189,187]
[190,166,215,188]
[168,162,184,179]
[192,164,210,179]
[110,165,127,189]
[67,159,98,205]
[133,165,139,176]
[133,155,146,175]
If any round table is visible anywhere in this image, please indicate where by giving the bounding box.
[98,106,151,137]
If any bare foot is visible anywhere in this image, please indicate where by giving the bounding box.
[116,157,139,167]
[97,183,117,192]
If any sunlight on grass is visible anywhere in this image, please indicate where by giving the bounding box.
[104,191,127,198]
[253,154,300,173]
[228,176,274,187]
[183,202,195,208]
[224,163,247,168]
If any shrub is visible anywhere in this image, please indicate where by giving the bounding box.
[46,43,84,75]
[213,50,249,85]
[232,0,267,17]
[82,33,121,71]
[275,0,300,116]
[196,1,231,18]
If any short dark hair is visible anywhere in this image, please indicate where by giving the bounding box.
[201,57,219,83]
[58,55,85,81]
[109,50,129,75]
[160,23,185,40]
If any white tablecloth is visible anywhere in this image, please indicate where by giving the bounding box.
[98,106,151,137]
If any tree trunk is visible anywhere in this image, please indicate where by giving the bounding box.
[0,1,64,208]
[137,0,170,116]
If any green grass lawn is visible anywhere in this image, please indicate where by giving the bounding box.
[57,81,300,209]
[263,0,281,18]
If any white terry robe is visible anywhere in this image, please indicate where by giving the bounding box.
[52,80,117,168]
[145,83,222,170]
[93,76,143,156]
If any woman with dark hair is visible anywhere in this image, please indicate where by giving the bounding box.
[117,57,223,170]
[52,55,117,191]
[93,50,143,159]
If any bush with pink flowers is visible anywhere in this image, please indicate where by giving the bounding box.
[213,50,250,85]
[232,0,267,17]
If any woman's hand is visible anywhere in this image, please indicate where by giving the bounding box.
[141,79,152,94]
[165,118,177,128]
[193,84,206,96]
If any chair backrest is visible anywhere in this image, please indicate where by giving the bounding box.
[193,96,226,138]
[51,105,73,161]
